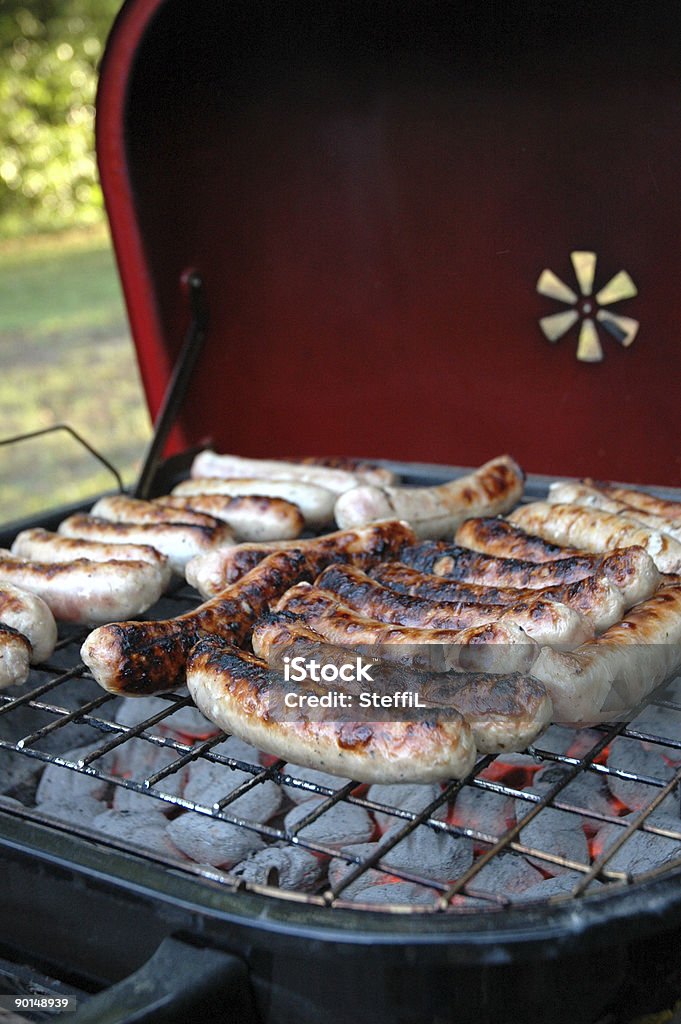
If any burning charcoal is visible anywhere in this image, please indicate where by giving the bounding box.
[114,696,174,729]
[366,783,447,832]
[0,749,42,797]
[284,798,374,850]
[467,851,544,898]
[93,809,184,860]
[625,705,681,764]
[381,823,474,882]
[593,813,681,876]
[283,764,351,804]
[39,798,106,828]
[36,742,115,805]
[160,704,221,739]
[450,787,514,838]
[113,737,188,801]
[514,800,590,876]
[184,761,282,823]
[112,785,175,815]
[328,843,385,899]
[350,882,437,906]
[606,736,676,812]
[115,695,220,740]
[166,812,265,867]
[231,844,323,890]
[210,735,262,764]
[511,873,601,902]
[532,725,601,759]
[531,764,613,819]
[480,752,542,790]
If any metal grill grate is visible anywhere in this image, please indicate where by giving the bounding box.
[0,583,680,915]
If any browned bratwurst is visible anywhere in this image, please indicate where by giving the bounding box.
[154,494,305,542]
[186,637,477,783]
[275,582,538,674]
[454,517,583,562]
[334,455,525,539]
[370,562,625,633]
[583,479,681,525]
[81,550,315,696]
[398,542,660,607]
[251,616,553,754]
[313,563,592,647]
[185,520,417,596]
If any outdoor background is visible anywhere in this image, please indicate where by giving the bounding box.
[0,0,151,525]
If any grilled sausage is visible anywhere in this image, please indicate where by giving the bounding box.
[172,477,335,529]
[284,456,399,487]
[275,582,538,674]
[252,616,553,754]
[314,563,593,647]
[0,551,166,625]
[509,502,681,574]
[370,562,626,633]
[58,514,234,575]
[334,455,525,539]
[81,551,315,696]
[185,521,417,597]
[0,581,57,663]
[531,580,681,725]
[454,517,584,562]
[11,529,173,590]
[0,623,31,689]
[583,479,681,525]
[398,543,660,606]
[547,482,681,543]
[154,495,305,542]
[191,450,364,494]
[186,637,477,783]
[90,494,224,530]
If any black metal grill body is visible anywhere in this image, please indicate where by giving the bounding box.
[0,462,680,1023]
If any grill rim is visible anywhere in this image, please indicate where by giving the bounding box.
[2,803,681,964]
[1,457,681,962]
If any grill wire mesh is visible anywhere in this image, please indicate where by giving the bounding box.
[0,581,680,914]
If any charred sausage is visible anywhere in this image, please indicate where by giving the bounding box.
[547,482,681,543]
[370,562,626,633]
[0,551,165,625]
[58,514,234,575]
[191,450,364,494]
[172,477,335,529]
[154,494,305,542]
[583,479,681,525]
[11,529,173,590]
[313,563,593,647]
[531,580,681,724]
[81,550,315,696]
[251,616,553,755]
[275,582,538,674]
[0,581,57,663]
[186,637,477,783]
[0,623,31,689]
[334,455,525,538]
[454,517,583,562]
[509,502,681,573]
[398,543,660,606]
[185,521,417,597]
[90,494,223,529]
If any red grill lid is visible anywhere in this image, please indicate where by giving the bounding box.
[96,0,681,484]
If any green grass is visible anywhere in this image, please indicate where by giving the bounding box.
[0,226,126,336]
[0,227,152,524]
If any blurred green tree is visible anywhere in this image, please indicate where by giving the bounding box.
[0,0,122,236]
